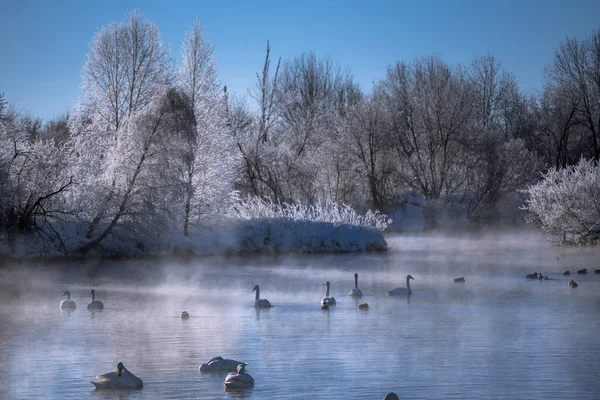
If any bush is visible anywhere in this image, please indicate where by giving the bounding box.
[524,158,600,244]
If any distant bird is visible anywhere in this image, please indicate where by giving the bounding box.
[526,272,539,279]
[384,393,400,400]
[87,289,104,310]
[453,277,465,283]
[321,281,336,306]
[541,275,549,280]
[348,273,363,297]
[388,275,414,296]
[569,280,578,288]
[224,364,254,389]
[578,269,588,274]
[252,285,273,308]
[358,303,369,310]
[60,291,76,309]
[91,362,143,390]
[200,357,247,372]
[564,270,571,276]
[180,311,189,319]
[595,269,600,274]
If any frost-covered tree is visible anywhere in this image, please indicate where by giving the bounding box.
[525,158,600,244]
[177,20,238,235]
[78,88,195,254]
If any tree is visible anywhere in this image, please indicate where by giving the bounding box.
[178,19,238,235]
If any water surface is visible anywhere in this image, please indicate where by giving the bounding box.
[1,232,599,399]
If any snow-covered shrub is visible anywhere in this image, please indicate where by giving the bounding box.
[524,158,600,245]
[227,195,391,232]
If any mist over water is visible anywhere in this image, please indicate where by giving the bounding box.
[1,231,599,399]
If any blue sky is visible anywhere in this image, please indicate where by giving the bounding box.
[1,0,599,122]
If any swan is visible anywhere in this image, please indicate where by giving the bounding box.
[252,285,273,308]
[180,311,190,319]
[388,275,414,295]
[200,357,248,372]
[60,291,76,309]
[224,364,254,389]
[384,393,399,400]
[91,362,143,390]
[526,272,538,279]
[569,280,578,288]
[453,277,465,283]
[348,273,363,297]
[358,303,369,310]
[87,289,104,310]
[321,281,336,306]
[564,270,571,276]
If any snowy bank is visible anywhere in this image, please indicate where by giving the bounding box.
[169,219,387,256]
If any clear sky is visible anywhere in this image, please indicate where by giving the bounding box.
[1,0,599,122]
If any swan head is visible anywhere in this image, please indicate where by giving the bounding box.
[407,275,414,280]
[323,281,330,287]
[236,364,246,374]
[90,289,95,297]
[354,273,358,279]
[117,362,124,376]
[62,290,70,299]
[252,285,259,292]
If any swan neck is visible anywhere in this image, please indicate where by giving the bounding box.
[406,276,411,289]
[354,275,358,289]
[255,287,260,301]
[66,292,70,300]
[91,291,95,301]
[325,283,330,297]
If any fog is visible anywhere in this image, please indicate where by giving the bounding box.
[1,231,599,399]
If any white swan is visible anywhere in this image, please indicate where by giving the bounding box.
[224,364,254,389]
[252,285,273,308]
[87,289,104,310]
[91,362,143,390]
[60,290,76,309]
[200,356,248,372]
[321,281,336,306]
[388,275,414,295]
[348,273,363,297]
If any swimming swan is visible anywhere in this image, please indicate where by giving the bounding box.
[388,275,414,295]
[87,289,104,310]
[60,291,76,309]
[224,364,254,389]
[91,362,143,390]
[252,285,273,308]
[321,281,336,306]
[200,357,248,372]
[348,273,363,297]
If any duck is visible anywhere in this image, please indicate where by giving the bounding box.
[87,289,104,310]
[569,280,578,288]
[358,303,369,310]
[224,364,254,389]
[564,270,571,276]
[252,285,273,308]
[453,277,465,283]
[526,272,538,279]
[180,311,189,319]
[321,281,336,306]
[348,273,363,297]
[60,291,76,309]
[577,269,587,274]
[88,289,104,310]
[541,275,549,280]
[91,362,143,390]
[388,275,414,295]
[200,357,248,372]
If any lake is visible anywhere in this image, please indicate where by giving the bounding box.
[1,232,599,399]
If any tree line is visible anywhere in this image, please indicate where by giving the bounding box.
[1,11,599,253]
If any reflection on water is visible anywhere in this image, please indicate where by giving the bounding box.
[1,232,600,399]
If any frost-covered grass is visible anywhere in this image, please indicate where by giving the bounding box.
[227,196,391,232]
